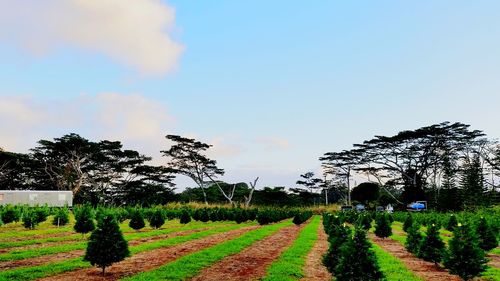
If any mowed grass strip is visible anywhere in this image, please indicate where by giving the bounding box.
[0,222,253,281]
[261,216,320,281]
[370,242,424,281]
[0,221,243,262]
[122,220,293,281]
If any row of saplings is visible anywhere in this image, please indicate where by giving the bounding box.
[403,213,498,281]
[322,211,497,281]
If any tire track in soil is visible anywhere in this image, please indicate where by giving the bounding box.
[0,226,216,271]
[369,234,462,281]
[190,223,304,281]
[36,225,261,281]
[301,222,330,281]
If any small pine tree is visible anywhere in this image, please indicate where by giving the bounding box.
[128,209,145,231]
[148,209,165,229]
[356,213,372,230]
[334,227,384,281]
[199,208,210,222]
[84,213,130,276]
[405,222,423,254]
[179,209,191,224]
[22,209,39,229]
[374,213,392,238]
[444,223,487,281]
[446,214,458,231]
[323,224,351,273]
[74,205,96,236]
[476,217,498,251]
[417,223,445,264]
[403,213,413,233]
[52,207,70,227]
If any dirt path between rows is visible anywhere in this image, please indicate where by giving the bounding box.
[487,253,500,268]
[370,234,461,281]
[0,226,215,271]
[191,224,304,281]
[36,225,261,281]
[301,222,330,281]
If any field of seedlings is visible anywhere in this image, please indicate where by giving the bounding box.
[0,205,498,281]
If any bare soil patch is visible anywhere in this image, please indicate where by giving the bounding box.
[301,222,330,281]
[487,252,500,268]
[36,225,260,281]
[0,227,213,271]
[191,224,304,281]
[370,234,461,281]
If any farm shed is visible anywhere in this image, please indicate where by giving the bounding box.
[0,190,73,207]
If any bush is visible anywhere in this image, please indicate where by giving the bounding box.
[293,211,313,225]
[84,212,130,275]
[334,227,384,281]
[446,214,458,231]
[1,205,21,224]
[405,222,423,254]
[417,223,445,264]
[179,209,191,224]
[22,209,39,229]
[444,223,487,281]
[52,207,70,227]
[374,213,392,238]
[74,205,96,235]
[128,209,145,231]
[148,209,165,229]
[356,213,372,230]
[476,217,498,251]
[403,213,413,233]
[323,223,351,273]
[34,207,50,223]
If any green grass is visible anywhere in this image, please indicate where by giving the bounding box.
[491,248,500,255]
[122,220,293,281]
[0,222,253,281]
[482,267,500,281]
[370,242,424,281]
[261,216,321,281]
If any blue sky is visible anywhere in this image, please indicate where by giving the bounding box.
[1,1,499,189]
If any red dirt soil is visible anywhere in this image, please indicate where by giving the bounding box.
[301,222,331,281]
[36,225,261,281]
[370,234,462,281]
[191,223,304,281]
[0,227,214,271]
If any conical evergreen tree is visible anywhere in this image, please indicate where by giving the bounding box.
[418,223,445,264]
[356,213,372,230]
[179,209,191,224]
[74,205,96,236]
[148,209,166,229]
[128,209,145,231]
[84,212,130,275]
[405,222,423,254]
[374,213,392,238]
[334,227,384,281]
[446,214,458,231]
[460,154,486,210]
[476,217,498,251]
[323,223,351,273]
[444,223,487,281]
[52,207,70,227]
[403,213,413,233]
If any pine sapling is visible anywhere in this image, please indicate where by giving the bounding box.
[403,213,413,233]
[74,205,96,237]
[323,223,351,273]
[179,209,191,224]
[476,217,498,251]
[374,213,392,238]
[148,209,166,229]
[405,222,423,254]
[128,209,145,231]
[418,223,445,264]
[446,214,458,231]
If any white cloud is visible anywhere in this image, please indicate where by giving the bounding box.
[0,0,183,75]
[254,137,290,150]
[0,94,175,159]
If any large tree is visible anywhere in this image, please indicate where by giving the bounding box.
[161,135,224,205]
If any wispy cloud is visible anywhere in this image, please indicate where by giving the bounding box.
[0,0,183,75]
[254,137,290,150]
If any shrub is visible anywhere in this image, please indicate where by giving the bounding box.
[323,223,351,273]
[444,223,487,281]
[374,213,392,238]
[356,213,372,230]
[1,205,21,224]
[52,207,70,227]
[446,214,458,231]
[34,207,50,223]
[476,217,498,251]
[128,209,146,231]
[418,223,445,264]
[334,227,384,281]
[22,209,39,229]
[148,209,165,229]
[405,222,423,254]
[179,209,191,224]
[293,211,313,225]
[74,205,96,235]
[84,212,130,276]
[403,213,413,232]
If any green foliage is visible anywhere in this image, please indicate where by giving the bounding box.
[1,205,21,224]
[179,209,191,224]
[74,205,96,235]
[334,227,384,281]
[374,213,392,238]
[351,182,380,206]
[84,212,130,275]
[148,209,165,229]
[128,209,145,231]
[444,223,487,280]
[405,223,423,254]
[446,214,458,231]
[417,223,445,264]
[356,213,372,230]
[292,211,312,225]
[323,223,351,273]
[403,213,413,233]
[22,209,40,230]
[476,217,498,251]
[52,207,70,227]
[256,208,293,225]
